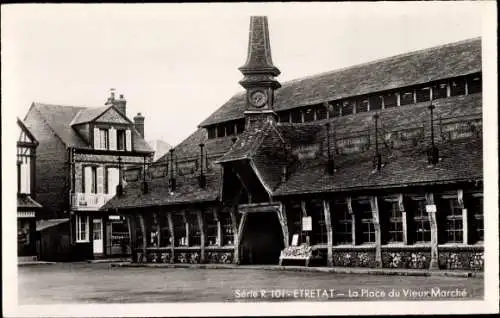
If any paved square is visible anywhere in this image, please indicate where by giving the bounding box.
[18,263,483,303]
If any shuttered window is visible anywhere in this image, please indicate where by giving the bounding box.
[125,129,132,151]
[109,127,117,150]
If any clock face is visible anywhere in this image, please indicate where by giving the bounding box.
[250,90,268,107]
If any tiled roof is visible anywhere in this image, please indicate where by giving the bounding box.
[216,123,271,163]
[274,137,482,196]
[200,37,481,127]
[70,106,109,125]
[26,102,153,153]
[101,172,220,210]
[17,194,43,209]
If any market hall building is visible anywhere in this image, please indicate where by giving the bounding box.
[102,17,483,270]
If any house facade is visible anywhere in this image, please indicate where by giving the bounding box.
[23,91,154,260]
[17,118,43,261]
[103,17,483,271]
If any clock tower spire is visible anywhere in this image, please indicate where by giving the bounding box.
[239,16,281,129]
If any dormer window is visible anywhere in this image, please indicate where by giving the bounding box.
[94,126,132,151]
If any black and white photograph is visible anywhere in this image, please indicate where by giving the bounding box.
[2,2,498,317]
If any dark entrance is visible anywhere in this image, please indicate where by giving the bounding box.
[240,212,284,265]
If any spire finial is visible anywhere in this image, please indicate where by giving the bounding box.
[239,16,280,77]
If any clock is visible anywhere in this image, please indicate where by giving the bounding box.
[249,90,268,108]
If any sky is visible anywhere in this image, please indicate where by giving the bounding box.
[1,2,492,146]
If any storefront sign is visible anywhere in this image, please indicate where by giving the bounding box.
[302,216,312,231]
[109,215,121,221]
[425,204,437,213]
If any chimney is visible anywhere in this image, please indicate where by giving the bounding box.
[326,122,335,175]
[134,112,145,138]
[116,157,124,196]
[281,166,288,184]
[427,103,440,165]
[373,113,382,171]
[105,89,127,116]
[199,143,206,188]
[169,148,176,192]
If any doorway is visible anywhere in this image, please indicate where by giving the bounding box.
[240,212,284,265]
[93,218,104,255]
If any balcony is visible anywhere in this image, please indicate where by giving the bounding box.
[71,193,115,211]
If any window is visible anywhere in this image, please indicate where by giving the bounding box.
[286,201,306,245]
[235,120,245,134]
[315,105,327,120]
[106,167,120,194]
[99,129,109,149]
[383,93,397,108]
[76,215,89,242]
[341,100,354,116]
[18,156,31,194]
[329,102,342,118]
[387,202,403,243]
[469,195,483,242]
[467,75,482,94]
[205,211,218,246]
[432,82,448,99]
[216,125,225,138]
[278,111,291,123]
[450,79,466,96]
[221,213,234,245]
[400,89,414,106]
[303,107,315,122]
[226,123,235,136]
[159,214,171,247]
[110,218,130,252]
[117,129,126,150]
[356,99,369,113]
[333,200,352,245]
[440,198,463,243]
[355,200,375,244]
[369,96,382,110]
[416,87,431,103]
[309,200,327,245]
[207,126,216,139]
[413,199,431,243]
[291,109,302,123]
[188,212,201,246]
[172,213,187,246]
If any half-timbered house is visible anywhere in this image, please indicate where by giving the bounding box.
[103,17,483,271]
[22,91,154,260]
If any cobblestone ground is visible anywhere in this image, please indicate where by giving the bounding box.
[18,263,483,303]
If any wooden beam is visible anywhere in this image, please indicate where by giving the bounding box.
[126,215,136,262]
[233,169,252,203]
[276,203,289,248]
[457,189,467,245]
[346,196,356,245]
[300,200,308,217]
[323,200,333,267]
[182,210,190,247]
[214,208,222,247]
[138,213,147,260]
[196,209,206,263]
[166,211,175,263]
[425,192,439,270]
[397,193,408,245]
[236,212,248,265]
[369,196,382,268]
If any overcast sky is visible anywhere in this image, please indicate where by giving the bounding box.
[1,2,491,146]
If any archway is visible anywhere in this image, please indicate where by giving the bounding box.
[240,212,284,265]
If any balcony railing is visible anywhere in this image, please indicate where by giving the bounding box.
[71,193,115,210]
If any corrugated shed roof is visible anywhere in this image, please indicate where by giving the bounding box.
[36,218,69,231]
[27,102,153,153]
[200,37,481,127]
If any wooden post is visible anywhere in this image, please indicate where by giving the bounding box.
[276,203,289,248]
[197,209,206,263]
[346,196,356,245]
[235,212,248,265]
[300,200,309,244]
[425,192,439,270]
[369,196,382,268]
[182,210,190,247]
[214,208,222,247]
[323,200,333,267]
[138,213,147,260]
[166,211,175,263]
[397,194,408,245]
[229,208,239,264]
[153,211,160,247]
[126,214,136,261]
[457,189,467,245]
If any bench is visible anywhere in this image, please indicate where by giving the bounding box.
[279,245,321,267]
